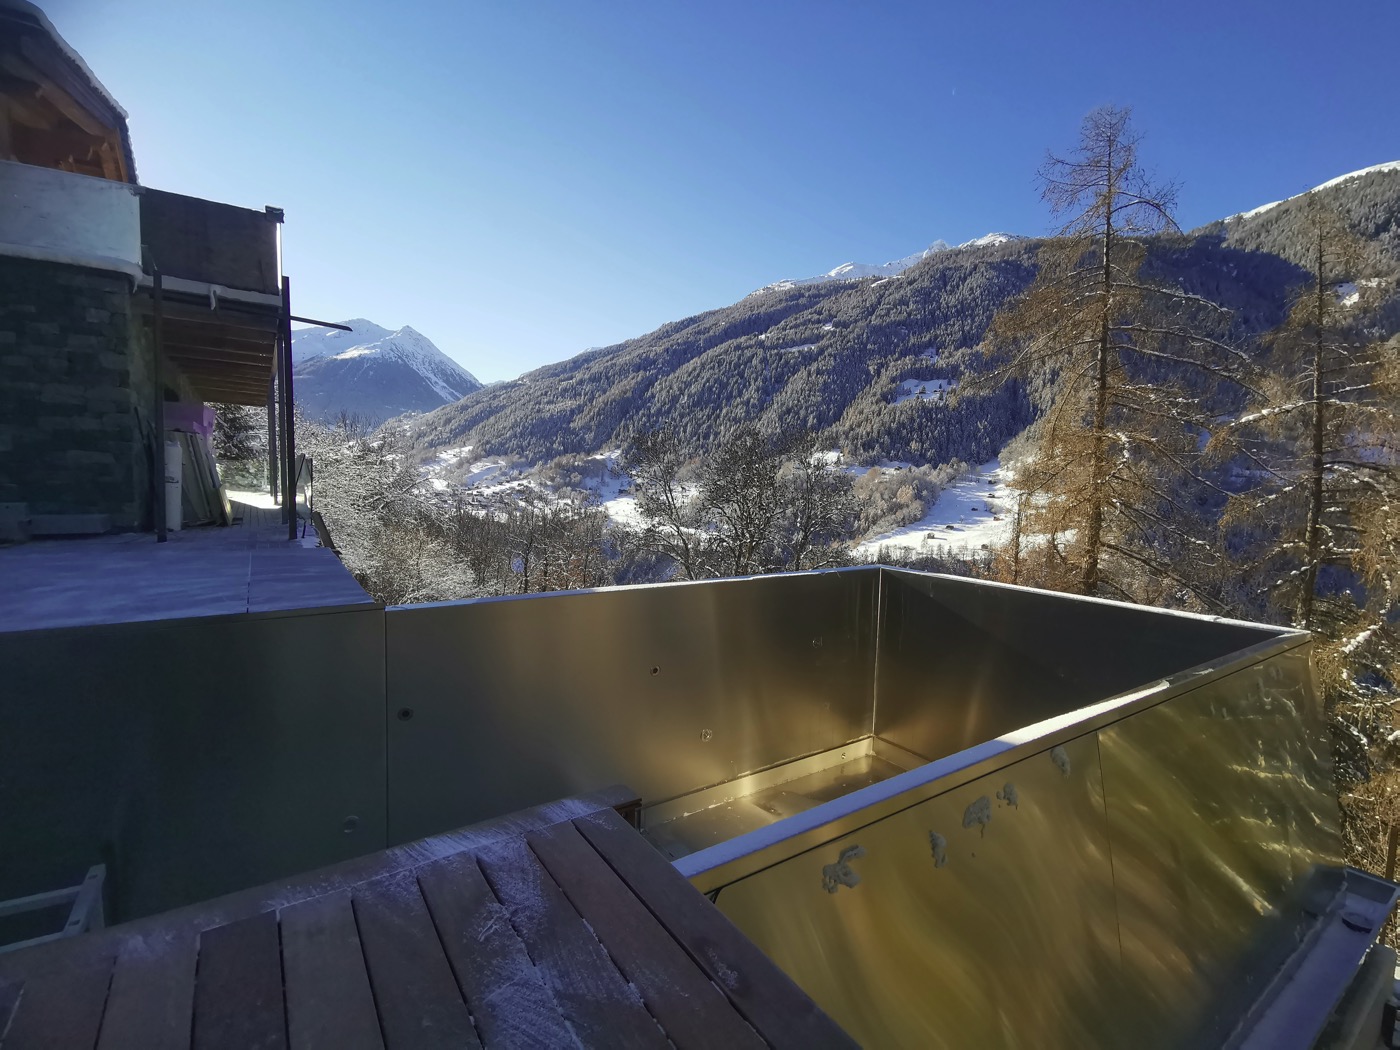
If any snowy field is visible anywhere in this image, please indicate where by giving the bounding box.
[854,459,1016,560]
[421,443,1019,562]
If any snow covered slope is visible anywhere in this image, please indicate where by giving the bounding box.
[292,320,482,424]
[1225,161,1400,222]
[755,233,1019,294]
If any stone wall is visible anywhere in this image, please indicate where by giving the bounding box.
[0,257,154,529]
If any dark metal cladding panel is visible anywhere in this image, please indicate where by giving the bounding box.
[710,734,1125,1047]
[0,607,387,921]
[1096,644,1343,1049]
[385,570,879,845]
[139,188,280,293]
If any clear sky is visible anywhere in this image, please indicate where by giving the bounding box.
[42,0,1400,381]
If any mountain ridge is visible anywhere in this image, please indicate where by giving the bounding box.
[754,233,1021,294]
[401,161,1398,470]
[292,320,482,424]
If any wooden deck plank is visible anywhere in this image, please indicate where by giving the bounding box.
[0,792,855,1049]
[0,955,114,1050]
[96,930,197,1050]
[575,809,858,1050]
[476,838,669,1049]
[352,872,480,1050]
[192,911,286,1050]
[416,853,578,1050]
[280,892,383,1050]
[528,820,766,1050]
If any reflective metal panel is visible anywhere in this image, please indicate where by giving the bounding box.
[385,570,879,845]
[0,607,387,920]
[1096,644,1343,1048]
[876,569,1287,763]
[697,636,1340,1049]
[711,734,1125,1048]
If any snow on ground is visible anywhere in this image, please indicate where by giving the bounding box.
[226,488,278,509]
[892,378,956,404]
[417,439,1023,565]
[584,450,647,527]
[460,459,509,486]
[854,459,1016,560]
[431,446,474,468]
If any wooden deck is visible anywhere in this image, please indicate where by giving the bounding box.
[0,793,854,1049]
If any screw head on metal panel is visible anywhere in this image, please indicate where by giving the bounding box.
[1341,910,1374,932]
[396,707,414,721]
[342,815,360,834]
[700,729,713,742]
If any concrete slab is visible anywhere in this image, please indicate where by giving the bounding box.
[0,500,375,633]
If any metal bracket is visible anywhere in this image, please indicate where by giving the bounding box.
[0,864,106,954]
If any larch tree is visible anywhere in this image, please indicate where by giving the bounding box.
[1223,199,1399,783]
[985,105,1246,604]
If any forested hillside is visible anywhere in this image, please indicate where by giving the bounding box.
[406,169,1395,472]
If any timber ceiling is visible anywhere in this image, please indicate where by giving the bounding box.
[0,7,134,182]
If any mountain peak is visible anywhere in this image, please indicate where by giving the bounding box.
[755,232,1023,295]
[292,319,482,423]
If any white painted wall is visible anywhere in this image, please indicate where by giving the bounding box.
[0,159,141,278]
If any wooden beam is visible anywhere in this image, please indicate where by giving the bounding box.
[175,368,270,390]
[169,354,273,378]
[187,383,272,405]
[1,86,60,131]
[13,120,101,158]
[0,52,109,137]
[162,329,276,353]
[97,138,118,180]
[135,299,281,335]
[165,342,276,364]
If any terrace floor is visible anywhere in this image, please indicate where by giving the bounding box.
[0,497,373,634]
[0,791,853,1049]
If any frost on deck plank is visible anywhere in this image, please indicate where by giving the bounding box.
[0,791,850,1048]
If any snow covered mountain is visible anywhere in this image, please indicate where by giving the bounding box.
[1225,160,1400,222]
[755,233,1020,294]
[291,319,482,424]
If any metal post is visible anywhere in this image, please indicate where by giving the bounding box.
[266,371,279,503]
[152,270,167,542]
[280,276,296,540]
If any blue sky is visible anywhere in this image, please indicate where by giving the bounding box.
[45,0,1400,381]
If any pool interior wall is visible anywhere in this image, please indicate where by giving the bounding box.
[2,566,1312,917]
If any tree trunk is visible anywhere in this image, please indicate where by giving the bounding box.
[1082,148,1114,595]
[1299,241,1327,629]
